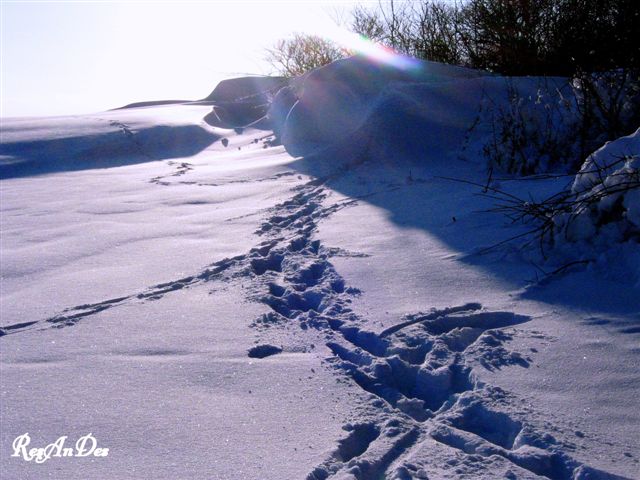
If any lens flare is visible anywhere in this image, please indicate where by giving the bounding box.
[325,26,420,71]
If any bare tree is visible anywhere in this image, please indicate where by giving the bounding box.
[265,33,347,77]
[350,4,386,44]
[348,0,639,76]
[349,0,464,65]
[412,0,464,64]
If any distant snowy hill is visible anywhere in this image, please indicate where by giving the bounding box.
[1,57,638,480]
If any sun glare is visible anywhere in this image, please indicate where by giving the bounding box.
[323,25,420,71]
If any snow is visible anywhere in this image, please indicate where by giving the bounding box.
[271,56,491,159]
[548,129,640,284]
[1,57,639,479]
[569,128,640,234]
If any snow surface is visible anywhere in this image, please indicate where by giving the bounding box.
[565,129,640,238]
[1,57,638,479]
[550,129,640,286]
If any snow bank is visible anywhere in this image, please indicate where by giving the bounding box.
[477,78,582,174]
[203,76,287,104]
[555,129,640,243]
[269,56,490,159]
[203,76,288,129]
[269,56,577,169]
[548,129,640,285]
[0,108,220,179]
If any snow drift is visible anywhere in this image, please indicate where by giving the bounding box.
[1,55,639,480]
[268,56,573,166]
[548,129,640,284]
[203,76,287,130]
[0,113,220,179]
[563,128,640,242]
[269,56,489,158]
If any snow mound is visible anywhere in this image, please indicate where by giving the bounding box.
[0,116,219,179]
[114,100,190,110]
[547,129,640,286]
[203,76,287,130]
[203,76,288,104]
[269,56,490,159]
[556,128,640,243]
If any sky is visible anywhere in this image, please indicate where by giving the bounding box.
[0,0,363,117]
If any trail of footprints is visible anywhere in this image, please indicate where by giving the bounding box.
[150,163,297,188]
[0,177,626,479]
[0,183,336,333]
[244,184,622,479]
[150,161,194,185]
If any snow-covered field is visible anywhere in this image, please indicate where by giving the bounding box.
[1,59,638,479]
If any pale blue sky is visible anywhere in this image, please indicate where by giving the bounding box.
[1,1,361,117]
